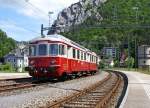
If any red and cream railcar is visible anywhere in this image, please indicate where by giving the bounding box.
[25,34,99,79]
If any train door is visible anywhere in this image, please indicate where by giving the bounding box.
[67,46,72,73]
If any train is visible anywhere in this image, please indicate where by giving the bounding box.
[25,34,99,80]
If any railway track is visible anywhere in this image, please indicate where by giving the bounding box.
[0,73,98,93]
[48,71,126,108]
[0,82,37,93]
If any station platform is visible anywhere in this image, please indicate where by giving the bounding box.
[0,72,30,80]
[119,70,150,108]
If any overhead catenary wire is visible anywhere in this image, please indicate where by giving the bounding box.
[0,18,40,35]
[24,0,49,18]
[25,0,48,16]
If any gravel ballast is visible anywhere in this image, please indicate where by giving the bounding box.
[0,71,108,108]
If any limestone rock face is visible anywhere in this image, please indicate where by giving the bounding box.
[48,0,107,34]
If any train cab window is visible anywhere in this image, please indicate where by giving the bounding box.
[38,44,47,56]
[59,44,65,55]
[49,44,58,56]
[73,49,76,58]
[29,45,36,56]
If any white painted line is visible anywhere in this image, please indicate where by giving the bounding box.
[119,83,129,108]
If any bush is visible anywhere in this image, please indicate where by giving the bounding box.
[125,57,135,69]
[0,63,13,71]
[99,59,106,69]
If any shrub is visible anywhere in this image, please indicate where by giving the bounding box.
[125,57,135,69]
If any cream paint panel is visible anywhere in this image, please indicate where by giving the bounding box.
[138,59,150,66]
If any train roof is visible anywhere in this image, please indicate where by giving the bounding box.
[30,34,97,56]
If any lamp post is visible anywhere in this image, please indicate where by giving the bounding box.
[48,11,54,27]
[132,5,139,70]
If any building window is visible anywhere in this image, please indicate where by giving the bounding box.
[59,44,65,55]
[38,44,47,56]
[49,44,58,56]
[73,49,76,58]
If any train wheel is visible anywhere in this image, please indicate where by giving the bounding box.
[90,71,95,75]
[59,73,68,81]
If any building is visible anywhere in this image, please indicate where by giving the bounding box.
[102,47,117,58]
[4,44,29,72]
[138,45,150,69]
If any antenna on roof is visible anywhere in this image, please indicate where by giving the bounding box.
[41,24,45,38]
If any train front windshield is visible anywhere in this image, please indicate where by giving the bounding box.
[49,44,58,56]
[29,44,59,56]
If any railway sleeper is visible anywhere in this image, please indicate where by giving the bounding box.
[86,94,105,97]
[66,101,96,105]
[61,103,94,108]
[78,96,103,100]
[75,99,100,102]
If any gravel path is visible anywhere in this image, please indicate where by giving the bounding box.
[0,71,108,108]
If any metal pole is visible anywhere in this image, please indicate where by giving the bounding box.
[41,24,44,37]
[135,38,137,70]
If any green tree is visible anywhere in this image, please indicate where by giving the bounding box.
[0,29,16,58]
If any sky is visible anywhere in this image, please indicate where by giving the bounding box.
[0,0,79,41]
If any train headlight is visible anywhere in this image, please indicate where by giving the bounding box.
[50,59,57,65]
[30,60,35,65]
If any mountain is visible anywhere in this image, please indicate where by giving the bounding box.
[48,0,107,34]
[48,0,150,67]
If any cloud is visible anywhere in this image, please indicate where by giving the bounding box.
[0,0,80,41]
[0,0,80,22]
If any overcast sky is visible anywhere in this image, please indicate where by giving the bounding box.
[0,0,79,41]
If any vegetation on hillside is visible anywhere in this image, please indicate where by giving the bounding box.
[0,29,16,58]
[61,0,150,68]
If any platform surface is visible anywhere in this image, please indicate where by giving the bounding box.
[0,72,30,80]
[120,70,150,108]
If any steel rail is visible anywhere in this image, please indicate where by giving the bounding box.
[47,72,123,108]
[0,82,37,93]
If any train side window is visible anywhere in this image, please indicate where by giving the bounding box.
[77,50,80,59]
[90,55,92,62]
[59,44,65,55]
[81,52,83,60]
[84,53,86,61]
[73,49,76,58]
[96,57,98,64]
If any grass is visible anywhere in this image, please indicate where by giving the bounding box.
[111,67,150,75]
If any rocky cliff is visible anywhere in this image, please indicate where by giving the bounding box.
[48,0,107,34]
